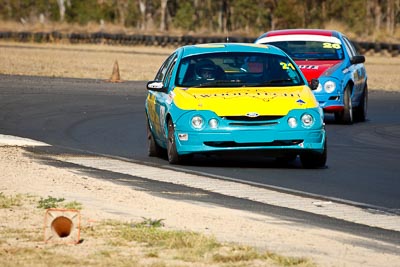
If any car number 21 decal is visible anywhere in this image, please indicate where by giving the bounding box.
[280,62,295,70]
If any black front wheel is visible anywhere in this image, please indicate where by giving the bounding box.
[147,119,163,157]
[354,84,368,122]
[300,139,327,169]
[167,120,180,164]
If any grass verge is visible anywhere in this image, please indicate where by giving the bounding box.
[0,193,315,267]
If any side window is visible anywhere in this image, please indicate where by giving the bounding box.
[155,53,176,81]
[342,37,357,57]
[163,59,177,88]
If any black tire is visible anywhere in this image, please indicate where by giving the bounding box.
[335,85,353,124]
[275,154,297,166]
[300,139,327,169]
[167,119,182,164]
[354,84,368,122]
[147,120,163,157]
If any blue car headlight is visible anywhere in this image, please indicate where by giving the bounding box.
[324,80,336,93]
[315,82,323,93]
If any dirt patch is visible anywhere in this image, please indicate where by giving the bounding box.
[1,146,399,266]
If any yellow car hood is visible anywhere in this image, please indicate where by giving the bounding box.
[172,86,318,116]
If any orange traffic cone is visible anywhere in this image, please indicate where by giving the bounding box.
[108,60,122,82]
[44,208,81,244]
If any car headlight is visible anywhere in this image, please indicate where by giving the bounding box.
[315,82,323,93]
[301,114,314,128]
[288,117,298,128]
[324,81,336,93]
[191,116,204,129]
[208,118,219,128]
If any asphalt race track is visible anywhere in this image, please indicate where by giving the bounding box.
[1,74,399,213]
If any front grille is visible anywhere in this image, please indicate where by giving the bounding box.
[222,115,284,121]
[229,122,278,126]
[204,140,303,148]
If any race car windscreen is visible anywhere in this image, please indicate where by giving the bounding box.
[268,41,345,61]
[176,52,305,88]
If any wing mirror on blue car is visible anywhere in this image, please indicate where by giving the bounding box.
[309,78,319,91]
[350,55,365,65]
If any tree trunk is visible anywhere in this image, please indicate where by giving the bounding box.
[386,0,395,35]
[57,0,65,22]
[374,1,382,35]
[117,0,128,26]
[160,0,168,31]
[138,0,146,30]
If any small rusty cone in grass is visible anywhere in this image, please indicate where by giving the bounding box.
[108,60,122,83]
[44,209,81,244]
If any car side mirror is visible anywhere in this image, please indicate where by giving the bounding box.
[350,55,365,65]
[309,78,319,91]
[147,81,166,92]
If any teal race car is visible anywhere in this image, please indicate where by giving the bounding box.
[145,43,327,168]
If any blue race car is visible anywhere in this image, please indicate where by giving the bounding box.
[256,29,368,124]
[145,43,326,168]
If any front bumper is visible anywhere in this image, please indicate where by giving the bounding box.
[314,78,344,113]
[174,127,326,155]
[316,93,344,113]
[171,107,325,156]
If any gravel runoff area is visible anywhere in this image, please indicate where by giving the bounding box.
[1,41,400,266]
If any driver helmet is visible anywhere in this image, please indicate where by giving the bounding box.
[195,60,217,80]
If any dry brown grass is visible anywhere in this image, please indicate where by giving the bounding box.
[364,53,400,91]
[0,193,315,267]
[0,41,173,81]
[0,20,141,35]
[0,40,399,91]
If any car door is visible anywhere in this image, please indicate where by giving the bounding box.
[342,36,366,102]
[147,53,177,145]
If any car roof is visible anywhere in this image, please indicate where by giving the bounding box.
[258,29,342,38]
[256,29,343,44]
[176,43,287,58]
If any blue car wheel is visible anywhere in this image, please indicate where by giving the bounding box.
[335,85,353,124]
[354,85,368,122]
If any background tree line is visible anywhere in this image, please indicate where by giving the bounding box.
[0,0,399,41]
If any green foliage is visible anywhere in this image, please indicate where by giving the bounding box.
[124,1,140,27]
[274,0,304,29]
[62,200,83,210]
[134,217,165,228]
[232,0,260,30]
[91,219,314,265]
[36,196,82,210]
[66,0,108,25]
[37,196,65,209]
[0,0,59,21]
[0,0,398,38]
[0,192,22,208]
[172,1,195,31]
